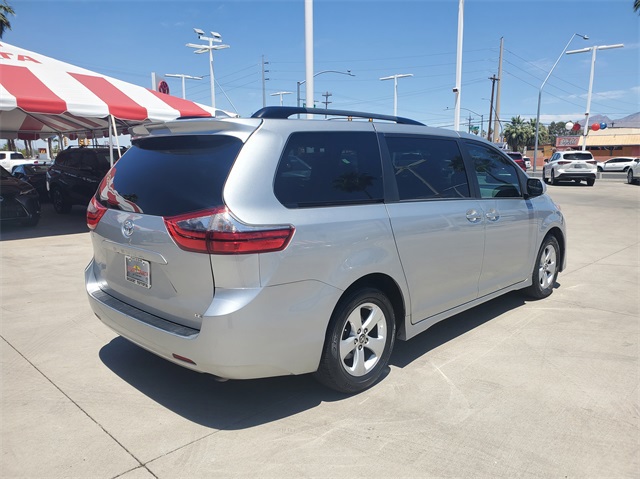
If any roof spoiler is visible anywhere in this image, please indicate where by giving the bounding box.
[251,106,425,126]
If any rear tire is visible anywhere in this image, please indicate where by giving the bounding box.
[524,236,560,300]
[586,178,595,186]
[315,287,396,394]
[51,187,72,214]
[550,170,558,185]
[628,169,635,185]
[20,215,40,227]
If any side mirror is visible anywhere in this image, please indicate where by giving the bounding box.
[525,178,544,198]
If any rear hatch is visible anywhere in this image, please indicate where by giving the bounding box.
[562,152,596,171]
[88,125,256,329]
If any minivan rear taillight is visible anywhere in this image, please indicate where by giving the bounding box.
[558,161,571,165]
[164,207,294,255]
[87,196,107,230]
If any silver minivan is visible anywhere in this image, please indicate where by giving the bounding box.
[86,107,566,393]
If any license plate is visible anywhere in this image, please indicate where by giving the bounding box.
[572,164,585,169]
[125,256,151,288]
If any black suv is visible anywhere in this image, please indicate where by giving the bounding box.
[47,146,125,213]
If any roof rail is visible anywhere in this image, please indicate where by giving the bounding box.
[251,106,425,126]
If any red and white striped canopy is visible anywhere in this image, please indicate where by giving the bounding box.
[0,42,224,140]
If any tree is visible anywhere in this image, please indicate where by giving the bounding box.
[503,116,534,152]
[635,0,640,13]
[528,119,549,146]
[0,1,14,39]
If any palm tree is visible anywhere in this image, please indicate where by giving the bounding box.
[503,116,534,152]
[635,0,640,13]
[0,1,15,39]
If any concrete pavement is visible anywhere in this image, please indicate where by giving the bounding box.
[1,179,638,478]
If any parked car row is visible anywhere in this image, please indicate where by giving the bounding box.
[0,146,126,228]
[0,166,41,227]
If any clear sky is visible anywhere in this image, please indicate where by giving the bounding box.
[4,0,640,130]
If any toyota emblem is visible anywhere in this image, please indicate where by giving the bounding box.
[122,219,134,238]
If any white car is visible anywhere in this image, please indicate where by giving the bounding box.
[598,157,639,173]
[543,150,597,186]
[0,151,50,173]
[0,151,29,172]
[626,158,640,185]
[523,156,532,170]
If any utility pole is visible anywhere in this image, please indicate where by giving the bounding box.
[261,55,270,108]
[494,38,504,143]
[322,91,332,109]
[487,75,499,142]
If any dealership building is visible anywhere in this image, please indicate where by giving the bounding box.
[555,127,640,160]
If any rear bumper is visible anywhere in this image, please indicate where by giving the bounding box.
[86,260,341,380]
[556,172,596,181]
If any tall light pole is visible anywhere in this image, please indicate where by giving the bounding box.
[165,73,203,99]
[296,70,355,108]
[380,73,413,117]
[186,28,230,109]
[270,91,293,106]
[453,0,464,131]
[532,33,588,172]
[566,43,624,151]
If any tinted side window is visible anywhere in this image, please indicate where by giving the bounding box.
[465,142,522,199]
[385,136,470,200]
[59,152,80,168]
[274,132,383,208]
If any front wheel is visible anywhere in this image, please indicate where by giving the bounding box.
[524,236,560,300]
[597,166,603,172]
[315,287,396,394]
[51,187,72,214]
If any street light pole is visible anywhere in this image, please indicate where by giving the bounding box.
[446,106,483,135]
[270,91,293,106]
[296,70,355,109]
[380,73,413,117]
[165,73,203,99]
[186,28,230,109]
[566,43,624,151]
[532,33,588,172]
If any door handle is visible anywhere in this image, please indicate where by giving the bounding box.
[466,209,483,223]
[485,208,500,221]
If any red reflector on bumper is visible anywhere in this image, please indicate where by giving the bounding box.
[172,353,196,365]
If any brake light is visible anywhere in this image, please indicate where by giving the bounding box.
[164,207,295,255]
[87,196,107,230]
[558,161,571,165]
[587,160,597,165]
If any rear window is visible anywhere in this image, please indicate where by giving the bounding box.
[23,165,49,174]
[563,152,593,160]
[506,152,523,160]
[98,135,242,216]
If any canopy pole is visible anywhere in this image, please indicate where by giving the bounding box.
[108,118,114,167]
[109,115,122,166]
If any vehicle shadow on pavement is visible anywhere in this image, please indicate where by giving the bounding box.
[99,291,537,428]
[0,203,88,241]
[99,337,345,429]
[390,291,530,368]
